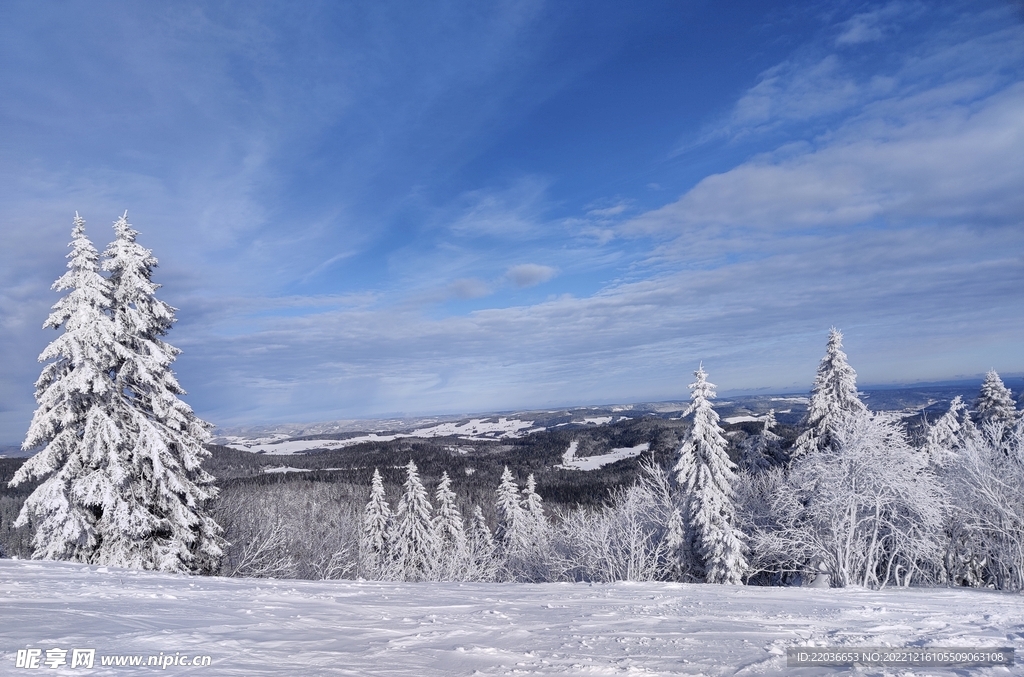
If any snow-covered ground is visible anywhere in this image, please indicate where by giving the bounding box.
[221,418,541,455]
[559,441,652,470]
[2,560,1022,676]
[261,466,344,474]
[723,415,764,424]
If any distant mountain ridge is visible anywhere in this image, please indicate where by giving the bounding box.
[3,380,1014,458]
[210,381,1001,454]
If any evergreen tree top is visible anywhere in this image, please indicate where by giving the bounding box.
[792,327,866,459]
[682,363,722,430]
[974,370,1017,425]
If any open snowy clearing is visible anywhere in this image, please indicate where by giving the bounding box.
[559,441,652,471]
[3,560,1022,676]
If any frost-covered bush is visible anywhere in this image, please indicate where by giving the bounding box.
[552,462,682,582]
[939,420,1024,590]
[214,482,360,580]
[741,413,945,588]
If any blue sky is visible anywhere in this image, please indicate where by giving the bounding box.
[1,1,1022,442]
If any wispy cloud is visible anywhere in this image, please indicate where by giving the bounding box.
[836,2,916,46]
[446,177,552,239]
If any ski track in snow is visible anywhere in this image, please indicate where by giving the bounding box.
[3,560,1023,676]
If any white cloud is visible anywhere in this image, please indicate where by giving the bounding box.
[448,278,493,299]
[446,177,551,238]
[505,263,556,288]
[637,27,1024,238]
[836,2,913,46]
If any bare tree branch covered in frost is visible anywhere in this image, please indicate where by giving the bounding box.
[553,462,687,582]
[11,214,222,573]
[937,418,1024,590]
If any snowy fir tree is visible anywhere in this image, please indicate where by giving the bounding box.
[13,213,221,573]
[433,471,466,550]
[664,507,689,580]
[432,471,466,576]
[361,468,392,574]
[739,410,784,473]
[521,473,548,541]
[469,504,495,555]
[673,365,747,584]
[973,370,1017,427]
[390,460,436,580]
[791,328,867,460]
[467,504,498,581]
[11,215,120,562]
[924,396,976,463]
[97,213,222,572]
[495,466,528,553]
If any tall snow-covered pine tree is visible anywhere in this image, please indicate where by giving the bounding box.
[98,212,222,572]
[792,328,866,460]
[432,471,466,578]
[391,460,436,580]
[673,364,747,584]
[10,215,119,562]
[495,466,529,554]
[362,468,392,575]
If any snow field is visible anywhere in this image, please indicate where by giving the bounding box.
[4,560,1022,676]
[559,441,652,471]
[224,418,541,455]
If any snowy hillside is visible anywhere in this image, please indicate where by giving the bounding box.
[198,384,985,459]
[217,417,544,455]
[3,559,1022,676]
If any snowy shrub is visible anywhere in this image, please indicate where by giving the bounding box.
[214,482,361,580]
[747,413,945,588]
[939,420,1024,590]
[553,462,680,582]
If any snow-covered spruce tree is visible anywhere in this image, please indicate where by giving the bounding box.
[673,365,747,584]
[664,507,688,579]
[924,396,976,464]
[361,468,392,577]
[95,212,221,572]
[495,466,527,552]
[390,460,436,581]
[467,505,498,581]
[522,474,548,541]
[496,466,547,580]
[432,471,466,578]
[973,370,1017,427]
[791,328,867,460]
[739,410,784,473]
[10,215,120,562]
